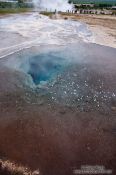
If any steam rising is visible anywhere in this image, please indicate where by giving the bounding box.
[33,0,73,12]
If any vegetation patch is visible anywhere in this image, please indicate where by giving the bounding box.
[0,8,32,14]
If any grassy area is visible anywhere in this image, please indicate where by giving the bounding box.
[40,11,55,16]
[0,8,32,15]
[70,0,116,5]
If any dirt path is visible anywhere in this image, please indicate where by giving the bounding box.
[61,14,116,48]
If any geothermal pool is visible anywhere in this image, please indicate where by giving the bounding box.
[0,13,116,175]
[1,41,116,112]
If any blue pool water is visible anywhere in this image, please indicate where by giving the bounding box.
[19,53,67,85]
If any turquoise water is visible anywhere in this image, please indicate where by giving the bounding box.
[19,53,68,85]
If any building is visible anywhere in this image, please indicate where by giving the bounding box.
[74,3,94,8]
[111,6,116,10]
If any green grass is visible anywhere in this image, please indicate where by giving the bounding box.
[70,0,116,5]
[0,8,32,14]
[40,11,55,16]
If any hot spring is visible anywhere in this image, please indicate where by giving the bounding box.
[0,12,116,175]
[0,12,116,112]
[18,53,68,85]
[0,12,93,86]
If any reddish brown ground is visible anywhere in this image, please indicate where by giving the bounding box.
[0,91,116,175]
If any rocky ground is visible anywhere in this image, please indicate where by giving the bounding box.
[61,14,116,48]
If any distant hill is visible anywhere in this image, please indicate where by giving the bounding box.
[70,0,116,5]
